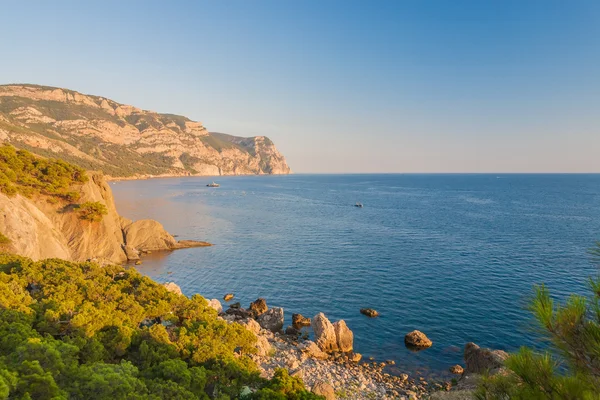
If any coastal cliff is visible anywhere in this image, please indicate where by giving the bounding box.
[0,84,291,177]
[0,146,208,263]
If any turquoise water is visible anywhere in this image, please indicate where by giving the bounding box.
[112,174,600,378]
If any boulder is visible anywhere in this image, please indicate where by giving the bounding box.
[292,313,311,328]
[298,341,329,360]
[229,302,241,309]
[333,320,353,352]
[257,307,284,332]
[312,313,338,352]
[223,293,234,301]
[163,282,182,295]
[225,307,252,319]
[123,219,178,251]
[239,318,261,335]
[207,299,222,313]
[350,352,362,363]
[285,325,300,336]
[360,308,379,317]
[255,335,272,357]
[123,244,140,261]
[464,342,508,374]
[404,330,432,349]
[249,298,268,316]
[311,381,335,400]
[450,365,464,375]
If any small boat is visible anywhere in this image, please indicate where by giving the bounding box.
[206,182,220,187]
[355,202,363,208]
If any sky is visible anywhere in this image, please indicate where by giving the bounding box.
[1,0,599,173]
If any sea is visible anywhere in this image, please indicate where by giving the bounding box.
[111,174,600,379]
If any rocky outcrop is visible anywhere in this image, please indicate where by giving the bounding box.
[207,299,223,313]
[257,307,284,333]
[249,298,268,317]
[163,282,183,295]
[404,330,433,349]
[333,320,354,352]
[312,313,338,352]
[464,342,508,374]
[0,84,291,177]
[0,172,210,264]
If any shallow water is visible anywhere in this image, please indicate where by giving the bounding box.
[112,174,600,378]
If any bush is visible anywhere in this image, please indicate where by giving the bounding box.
[76,201,108,222]
[476,243,600,399]
[0,254,277,399]
[0,144,88,199]
[0,233,10,245]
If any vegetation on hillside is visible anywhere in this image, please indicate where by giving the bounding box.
[476,243,600,399]
[0,254,321,399]
[0,144,87,199]
[75,201,108,222]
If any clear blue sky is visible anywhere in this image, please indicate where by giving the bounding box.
[1,0,599,172]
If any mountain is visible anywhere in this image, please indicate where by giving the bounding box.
[0,84,291,177]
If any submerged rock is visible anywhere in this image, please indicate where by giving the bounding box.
[333,320,353,352]
[464,342,508,374]
[312,313,338,352]
[292,313,311,328]
[404,330,432,349]
[360,308,379,317]
[163,282,182,296]
[250,298,268,316]
[257,307,284,332]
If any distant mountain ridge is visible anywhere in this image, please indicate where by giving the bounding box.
[0,84,291,177]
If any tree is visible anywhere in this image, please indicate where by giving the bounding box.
[75,201,108,222]
[476,243,600,399]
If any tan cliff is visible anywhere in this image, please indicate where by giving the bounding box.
[0,84,291,177]
[0,172,209,263]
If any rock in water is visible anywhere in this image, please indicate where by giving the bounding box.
[292,313,311,328]
[333,320,353,352]
[285,325,300,336]
[464,342,508,374]
[404,330,432,349]
[223,293,234,301]
[312,313,338,352]
[360,308,379,317]
[123,244,140,261]
[249,298,268,316]
[207,299,222,313]
[257,307,284,332]
[449,364,464,374]
[163,282,182,295]
[311,381,336,400]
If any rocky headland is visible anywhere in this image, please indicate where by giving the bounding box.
[0,84,291,178]
[0,169,208,264]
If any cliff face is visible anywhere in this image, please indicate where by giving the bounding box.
[0,172,204,263]
[0,84,291,177]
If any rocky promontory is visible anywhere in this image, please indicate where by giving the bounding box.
[0,84,291,178]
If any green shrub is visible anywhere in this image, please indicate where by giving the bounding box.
[76,201,108,222]
[0,233,10,245]
[0,144,88,199]
[476,243,600,399]
[0,253,282,399]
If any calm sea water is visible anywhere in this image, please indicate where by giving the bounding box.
[112,174,600,378]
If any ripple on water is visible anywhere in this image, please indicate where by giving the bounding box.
[113,174,600,375]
